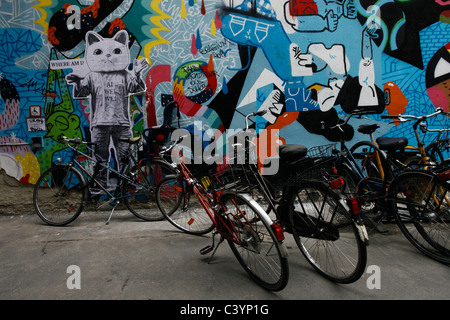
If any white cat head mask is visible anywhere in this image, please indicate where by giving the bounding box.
[85,30,130,72]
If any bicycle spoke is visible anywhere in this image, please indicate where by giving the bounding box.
[34,165,85,226]
[289,182,366,283]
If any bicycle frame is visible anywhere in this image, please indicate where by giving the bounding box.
[333,115,450,229]
[234,112,359,234]
[61,138,149,204]
[381,108,449,168]
[159,132,287,251]
[173,159,271,245]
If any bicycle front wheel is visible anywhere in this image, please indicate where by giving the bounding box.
[123,160,176,221]
[156,176,215,235]
[33,164,86,226]
[389,171,450,264]
[287,181,367,283]
[221,192,289,291]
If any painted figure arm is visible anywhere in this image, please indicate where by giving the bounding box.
[127,58,148,94]
[66,73,91,98]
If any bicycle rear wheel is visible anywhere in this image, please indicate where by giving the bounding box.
[33,164,86,226]
[350,141,389,180]
[389,171,450,264]
[123,160,176,221]
[287,181,367,283]
[221,192,289,291]
[156,176,215,235]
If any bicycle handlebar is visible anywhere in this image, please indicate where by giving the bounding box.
[59,136,96,146]
[158,134,190,156]
[380,107,447,122]
[320,111,369,132]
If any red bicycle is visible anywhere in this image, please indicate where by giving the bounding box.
[155,136,289,291]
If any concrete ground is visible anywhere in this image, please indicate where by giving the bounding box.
[0,209,448,304]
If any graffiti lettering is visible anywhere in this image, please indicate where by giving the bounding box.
[199,39,229,55]
[18,78,46,95]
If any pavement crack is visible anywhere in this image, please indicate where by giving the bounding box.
[41,241,48,255]
[121,275,130,292]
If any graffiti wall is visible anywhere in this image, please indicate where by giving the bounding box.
[0,0,449,183]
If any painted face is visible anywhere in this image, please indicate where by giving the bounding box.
[426,43,450,112]
[85,30,130,72]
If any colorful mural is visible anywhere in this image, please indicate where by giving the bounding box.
[0,0,449,183]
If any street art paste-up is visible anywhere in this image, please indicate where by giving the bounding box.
[66,30,148,192]
[281,0,357,33]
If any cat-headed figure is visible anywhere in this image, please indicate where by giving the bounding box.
[66,30,148,193]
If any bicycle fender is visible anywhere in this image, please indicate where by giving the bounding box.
[233,192,289,259]
[339,198,369,245]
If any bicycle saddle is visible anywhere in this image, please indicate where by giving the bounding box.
[376,137,408,151]
[278,144,308,163]
[119,136,142,144]
[357,124,380,135]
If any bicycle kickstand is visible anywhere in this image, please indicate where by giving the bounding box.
[199,230,224,264]
[106,200,119,225]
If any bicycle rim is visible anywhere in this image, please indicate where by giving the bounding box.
[124,161,176,221]
[156,176,214,235]
[390,171,450,264]
[222,192,289,291]
[33,165,85,226]
[288,181,367,283]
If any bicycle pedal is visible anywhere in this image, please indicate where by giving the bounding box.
[200,245,214,255]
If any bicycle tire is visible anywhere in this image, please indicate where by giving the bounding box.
[389,171,450,264]
[123,160,176,221]
[287,181,367,283]
[33,164,86,226]
[156,175,215,235]
[425,138,449,165]
[349,140,389,180]
[220,192,289,291]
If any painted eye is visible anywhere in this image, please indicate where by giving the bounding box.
[93,49,103,55]
[113,48,122,54]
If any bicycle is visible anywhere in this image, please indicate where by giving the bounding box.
[195,111,370,284]
[424,126,449,166]
[155,135,289,291]
[33,135,176,226]
[378,107,449,171]
[324,113,450,264]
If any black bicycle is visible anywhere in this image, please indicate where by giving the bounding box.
[33,135,175,226]
[321,113,450,264]
[208,111,369,284]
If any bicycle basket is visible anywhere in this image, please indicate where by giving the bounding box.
[286,143,338,186]
[205,155,256,192]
